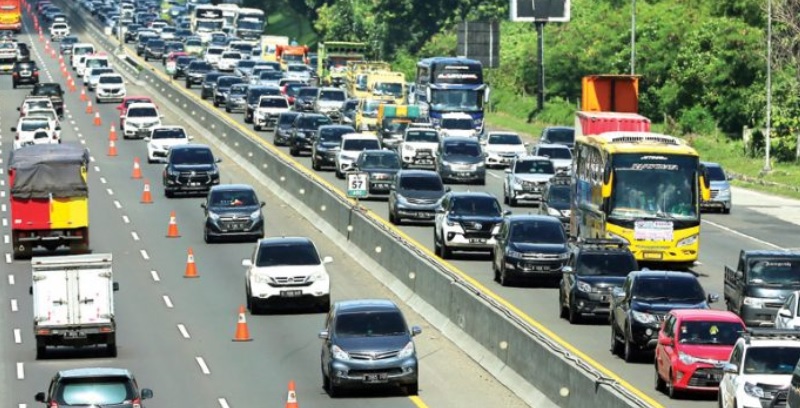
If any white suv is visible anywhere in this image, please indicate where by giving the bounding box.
[122,102,162,139]
[216,51,242,71]
[438,112,479,138]
[253,96,290,131]
[49,22,70,40]
[399,127,439,169]
[719,330,800,408]
[95,73,127,103]
[334,133,381,179]
[12,117,58,150]
[482,132,527,168]
[145,125,193,163]
[241,237,332,314]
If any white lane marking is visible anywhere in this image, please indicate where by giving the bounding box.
[80,139,85,145]
[195,357,211,375]
[8,274,14,285]
[3,235,8,244]
[106,188,114,196]
[20,403,27,408]
[122,215,130,224]
[10,299,17,312]
[0,191,4,197]
[94,166,100,172]
[2,218,7,227]
[163,295,173,308]
[702,219,784,250]
[150,270,160,282]
[113,200,121,209]
[140,249,150,260]
[16,362,23,380]
[90,156,95,162]
[487,171,502,179]
[14,328,21,344]
[218,398,231,408]
[77,133,83,139]
[100,177,107,184]
[177,324,190,339]
[131,231,140,241]
[1,204,5,212]
[5,253,10,263]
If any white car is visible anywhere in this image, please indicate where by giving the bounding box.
[482,132,527,168]
[433,191,503,259]
[314,87,346,121]
[774,290,800,329]
[216,51,242,71]
[438,112,479,138]
[241,237,332,314]
[399,127,439,169]
[26,108,61,140]
[84,67,114,90]
[95,73,127,103]
[503,156,556,206]
[334,133,381,179]
[11,117,58,150]
[531,143,573,174]
[203,47,225,66]
[70,44,95,69]
[719,331,800,408]
[145,125,193,163]
[18,97,54,117]
[49,22,70,40]
[77,55,110,78]
[122,102,162,139]
[150,21,168,33]
[253,95,290,131]
[285,63,311,81]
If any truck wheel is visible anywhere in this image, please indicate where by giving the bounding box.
[36,339,47,360]
[106,333,117,357]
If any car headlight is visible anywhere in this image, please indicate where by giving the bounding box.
[558,252,570,259]
[475,162,485,168]
[397,341,415,359]
[743,297,766,308]
[331,345,350,360]
[677,234,698,247]
[744,382,765,398]
[403,144,415,152]
[577,281,592,293]
[678,351,698,365]
[207,212,220,221]
[632,310,658,324]
[249,210,261,220]
[252,274,271,284]
[506,250,524,259]
[547,207,562,216]
[309,270,328,282]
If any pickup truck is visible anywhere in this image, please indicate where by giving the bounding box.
[31,254,119,359]
[724,249,800,326]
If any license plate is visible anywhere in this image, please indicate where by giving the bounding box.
[417,152,431,157]
[413,212,430,218]
[280,290,302,298]
[65,331,86,338]
[363,373,388,384]
[373,183,390,189]
[469,238,487,244]
[21,71,30,76]
[643,252,663,260]
[189,182,200,186]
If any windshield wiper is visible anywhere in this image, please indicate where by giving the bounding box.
[634,296,671,302]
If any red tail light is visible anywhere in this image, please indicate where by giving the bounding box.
[49,402,58,408]
[132,397,142,408]
[33,71,39,76]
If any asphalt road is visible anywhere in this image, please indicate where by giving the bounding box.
[39,6,800,407]
[0,11,531,408]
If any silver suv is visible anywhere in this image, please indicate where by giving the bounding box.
[35,367,154,407]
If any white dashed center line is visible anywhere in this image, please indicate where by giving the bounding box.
[218,398,231,408]
[122,215,130,224]
[5,253,11,263]
[16,362,24,380]
[13,328,21,344]
[93,166,100,172]
[8,274,14,285]
[131,231,140,241]
[140,250,150,260]
[10,299,18,312]
[3,234,8,244]
[99,177,107,184]
[162,295,173,308]
[150,270,160,282]
[106,188,114,196]
[113,200,121,209]
[177,324,190,339]
[195,357,211,375]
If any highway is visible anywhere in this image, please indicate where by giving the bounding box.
[0,10,531,408]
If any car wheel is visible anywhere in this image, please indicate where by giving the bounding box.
[289,146,298,156]
[254,124,261,131]
[623,326,637,363]
[147,156,154,164]
[433,233,442,257]
[655,364,666,392]
[185,82,191,89]
[509,195,518,207]
[567,302,582,324]
[610,322,623,356]
[245,287,252,311]
[165,189,174,198]
[440,238,451,259]
[667,370,680,399]
[12,82,16,89]
[203,227,214,243]
[225,106,231,113]
[503,192,509,205]
[213,99,219,107]
[389,210,399,225]
[722,207,731,214]
[312,158,320,171]
[327,374,339,398]
[498,264,512,287]
[36,342,46,360]
[406,382,419,396]
[335,168,344,179]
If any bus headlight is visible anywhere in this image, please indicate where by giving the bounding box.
[677,235,698,247]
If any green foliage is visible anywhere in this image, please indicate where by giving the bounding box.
[677,105,717,135]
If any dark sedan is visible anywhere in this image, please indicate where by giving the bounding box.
[201,184,265,243]
[311,125,354,171]
[354,150,401,196]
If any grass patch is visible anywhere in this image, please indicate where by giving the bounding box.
[265,10,318,48]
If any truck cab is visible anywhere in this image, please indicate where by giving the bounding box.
[724,250,800,327]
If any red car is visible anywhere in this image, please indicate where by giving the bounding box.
[654,309,744,399]
[116,96,155,128]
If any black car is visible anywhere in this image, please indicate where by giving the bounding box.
[213,75,245,107]
[294,86,318,111]
[16,42,30,62]
[244,85,281,123]
[30,83,64,117]
[540,126,575,151]
[12,61,39,88]
[58,35,78,54]
[143,38,166,61]
[35,368,154,407]
[434,191,506,259]
[162,144,221,197]
[354,150,401,195]
[184,61,213,88]
[201,184,265,243]
[289,113,331,156]
[224,83,249,113]
[388,170,447,225]
[123,23,143,42]
[491,215,570,286]
[340,98,359,125]
[311,124,354,170]
[200,71,226,100]
[610,270,716,362]
[272,111,300,146]
[559,239,637,323]
[135,32,159,56]
[538,174,571,233]
[172,55,195,79]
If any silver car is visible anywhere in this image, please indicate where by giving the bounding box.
[503,156,556,206]
[701,161,732,214]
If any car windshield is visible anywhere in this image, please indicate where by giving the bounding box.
[405,130,438,143]
[441,118,474,130]
[298,116,331,129]
[299,88,318,97]
[707,166,726,181]
[286,84,303,97]
[288,65,306,72]
[218,77,243,87]
[210,189,257,207]
[335,311,407,338]
[148,40,165,47]
[743,347,800,375]
[186,39,201,46]
[676,321,743,346]
[443,142,480,157]
[536,147,572,160]
[343,139,379,151]
[318,128,350,143]
[509,221,565,244]
[382,120,410,133]
[399,175,443,191]
[189,62,212,71]
[258,71,283,80]
[577,253,636,276]
[319,90,345,101]
[259,98,288,108]
[361,153,400,169]
[99,76,123,84]
[451,197,501,216]
[171,148,213,165]
[544,128,574,144]
[514,160,554,174]
[90,69,113,78]
[56,377,135,405]
[151,128,186,139]
[34,84,61,96]
[547,185,570,205]
[229,85,247,94]
[256,242,320,267]
[373,82,402,97]
[207,48,223,55]
[124,99,150,108]
[632,277,705,302]
[127,107,158,118]
[222,52,241,59]
[278,113,298,125]
[20,120,50,131]
[177,56,194,64]
[16,62,36,70]
[488,134,522,145]
[237,60,255,69]
[747,259,800,285]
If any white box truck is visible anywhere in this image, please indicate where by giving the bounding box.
[30,253,119,359]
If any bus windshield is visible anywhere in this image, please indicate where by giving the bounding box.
[609,154,698,220]
[430,89,483,112]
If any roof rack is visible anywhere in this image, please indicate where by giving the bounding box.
[743,328,800,344]
[577,238,628,248]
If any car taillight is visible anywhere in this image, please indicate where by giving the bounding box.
[132,398,142,408]
[33,71,38,76]
[12,72,17,77]
[49,401,58,408]
[15,133,19,140]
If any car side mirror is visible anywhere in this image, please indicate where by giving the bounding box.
[612,287,625,299]
[735,271,743,281]
[200,203,206,209]
[707,293,719,304]
[502,210,512,216]
[215,158,222,163]
[322,256,333,264]
[779,308,793,319]
[143,137,151,141]
[411,325,422,337]
[188,136,195,140]
[140,388,153,399]
[562,266,573,274]
[318,330,329,340]
[241,259,253,267]
[35,392,46,403]
[113,282,119,291]
[260,201,266,208]
[16,107,20,111]
[504,168,511,173]
[658,336,673,346]
[10,127,15,131]
[436,208,446,214]
[722,363,738,375]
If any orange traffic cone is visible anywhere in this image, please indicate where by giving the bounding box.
[94,112,102,126]
[140,179,153,204]
[107,139,118,157]
[109,124,117,141]
[68,78,76,93]
[50,48,55,58]
[232,305,252,341]
[44,39,49,51]
[80,88,87,102]
[184,247,199,278]
[166,211,180,238]
[58,55,63,63]
[86,100,93,114]
[131,157,142,179]
[285,380,299,408]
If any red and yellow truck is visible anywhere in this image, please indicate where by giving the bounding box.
[0,0,21,33]
[9,144,90,259]
[574,75,651,137]
[275,44,309,70]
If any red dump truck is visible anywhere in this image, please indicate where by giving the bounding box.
[575,75,651,137]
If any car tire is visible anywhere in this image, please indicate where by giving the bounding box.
[667,370,680,399]
[254,124,261,131]
[165,189,174,198]
[568,302,582,324]
[610,322,623,356]
[185,82,191,89]
[12,82,16,89]
[203,227,214,243]
[509,196,518,207]
[213,99,219,107]
[107,343,117,358]
[389,210,400,225]
[722,207,731,214]
[147,156,155,164]
[225,106,231,113]
[335,168,344,179]
[244,115,252,124]
[326,374,339,398]
[503,193,509,205]
[498,264,512,287]
[623,326,637,363]
[36,340,46,360]
[312,158,320,171]
[440,238,451,259]
[406,382,419,396]
[654,364,666,392]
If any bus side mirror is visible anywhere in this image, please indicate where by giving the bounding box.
[484,87,490,103]
[426,87,431,102]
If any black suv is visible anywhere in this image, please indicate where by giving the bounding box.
[491,215,569,286]
[172,55,195,79]
[609,270,716,362]
[289,113,331,156]
[244,85,281,123]
[224,83,249,113]
[311,124,354,170]
[294,86,318,111]
[143,38,166,61]
[123,23,142,42]
[540,126,575,150]
[184,61,213,88]
[538,173,572,233]
[200,71,226,100]
[353,150,402,195]
[559,239,637,323]
[201,184,265,243]
[162,144,221,197]
[135,32,159,56]
[213,75,245,107]
[16,42,30,62]
[272,111,300,146]
[35,368,153,407]
[30,83,64,117]
[388,170,447,225]
[12,61,39,88]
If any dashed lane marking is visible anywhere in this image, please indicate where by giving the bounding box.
[4,235,8,244]
[106,188,114,196]
[162,295,173,308]
[113,200,121,209]
[150,270,160,282]
[140,250,150,260]
[177,324,190,339]
[8,274,14,285]
[131,231,140,241]
[16,362,23,380]
[14,328,21,344]
[10,299,17,312]
[94,166,100,172]
[100,177,107,184]
[218,398,230,408]
[5,253,10,263]
[122,215,130,224]
[195,357,211,375]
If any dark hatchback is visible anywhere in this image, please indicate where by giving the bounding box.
[224,83,249,113]
[492,215,570,286]
[388,170,447,225]
[538,175,572,233]
[213,75,245,107]
[12,61,39,88]
[354,150,402,195]
[162,144,222,197]
[58,35,78,54]
[171,55,196,79]
[143,38,166,61]
[289,113,331,156]
[244,85,281,123]
[311,124,354,170]
[184,61,213,88]
[201,184,265,243]
[294,86,318,111]
[559,239,637,323]
[35,367,154,407]
[199,71,226,100]
[610,270,717,362]
[16,42,30,62]
[30,82,64,117]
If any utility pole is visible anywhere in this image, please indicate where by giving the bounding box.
[630,0,636,75]
[536,22,545,112]
[764,0,773,173]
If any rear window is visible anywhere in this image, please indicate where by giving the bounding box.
[20,120,50,131]
[127,107,158,117]
[170,147,214,165]
[99,76,123,84]
[343,139,379,151]
[334,311,407,337]
[544,128,574,144]
[33,84,62,96]
[258,98,288,108]
[151,128,186,140]
[56,377,135,405]
[707,166,726,181]
[256,242,320,267]
[209,189,258,207]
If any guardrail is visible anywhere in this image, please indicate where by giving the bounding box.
[56,5,659,407]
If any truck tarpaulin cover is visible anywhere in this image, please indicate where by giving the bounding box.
[8,143,89,199]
